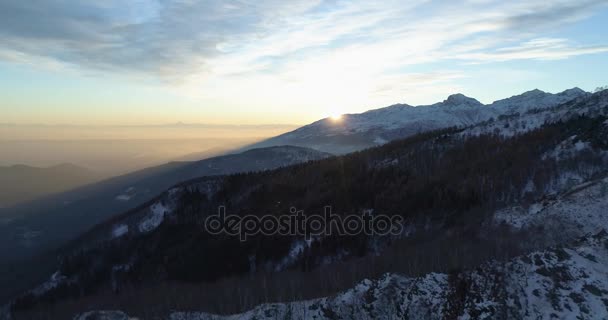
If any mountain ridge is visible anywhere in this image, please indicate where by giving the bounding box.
[248,88,590,154]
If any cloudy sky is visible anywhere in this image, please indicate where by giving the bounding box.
[1,0,607,125]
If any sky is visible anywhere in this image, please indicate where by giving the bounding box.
[1,0,608,126]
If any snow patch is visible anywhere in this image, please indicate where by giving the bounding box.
[273,239,315,272]
[115,195,131,201]
[138,202,171,233]
[32,271,66,296]
[543,135,592,161]
[115,187,136,201]
[374,137,388,144]
[111,224,129,238]
[73,311,130,320]
[495,177,608,236]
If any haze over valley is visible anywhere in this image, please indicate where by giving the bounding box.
[0,123,297,175]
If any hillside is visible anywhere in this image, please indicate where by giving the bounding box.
[83,230,608,320]
[0,146,330,306]
[10,90,608,319]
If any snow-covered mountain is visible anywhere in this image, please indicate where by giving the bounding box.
[249,88,589,154]
[74,174,608,320]
[9,89,608,320]
[464,87,607,138]
[490,88,589,114]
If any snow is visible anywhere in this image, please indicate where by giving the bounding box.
[274,238,315,272]
[574,141,588,151]
[263,88,590,154]
[489,88,587,114]
[138,202,171,233]
[79,170,608,319]
[465,88,608,139]
[209,90,608,156]
[116,187,136,201]
[542,135,593,161]
[442,93,483,107]
[502,233,608,319]
[71,177,608,318]
[495,176,608,237]
[32,271,66,296]
[523,180,536,195]
[111,224,128,238]
[73,311,130,320]
[373,137,388,144]
[115,195,131,201]
[158,231,608,320]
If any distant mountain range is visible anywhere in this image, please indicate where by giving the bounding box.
[250,88,589,154]
[0,163,101,208]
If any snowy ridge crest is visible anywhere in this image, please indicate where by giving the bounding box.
[254,88,591,154]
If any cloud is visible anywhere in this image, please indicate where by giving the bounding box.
[0,0,321,78]
[454,37,608,62]
[0,0,607,109]
[501,0,607,31]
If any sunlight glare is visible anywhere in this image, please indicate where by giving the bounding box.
[330,113,343,122]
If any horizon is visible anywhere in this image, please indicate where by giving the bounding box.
[1,85,603,173]
[1,85,602,127]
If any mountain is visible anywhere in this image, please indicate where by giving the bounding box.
[249,88,589,154]
[0,146,330,304]
[164,175,608,320]
[490,87,589,114]
[10,90,608,319]
[0,163,101,208]
[77,230,608,320]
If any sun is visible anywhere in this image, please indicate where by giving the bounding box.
[329,113,343,122]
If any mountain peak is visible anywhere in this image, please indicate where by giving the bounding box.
[558,87,587,97]
[521,88,546,96]
[443,93,483,107]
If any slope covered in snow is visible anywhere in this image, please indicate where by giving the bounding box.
[495,175,608,240]
[76,230,608,320]
[465,88,608,138]
[82,169,608,320]
[251,88,589,154]
[489,88,589,114]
